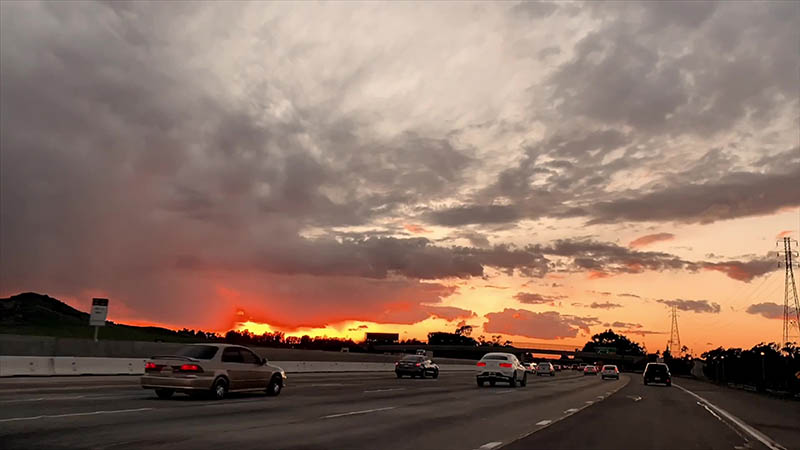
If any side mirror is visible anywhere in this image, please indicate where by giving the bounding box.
[261,357,268,365]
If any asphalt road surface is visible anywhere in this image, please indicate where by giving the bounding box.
[0,371,794,450]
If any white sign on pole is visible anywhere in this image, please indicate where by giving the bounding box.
[90,298,109,326]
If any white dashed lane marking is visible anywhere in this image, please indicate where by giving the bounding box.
[0,408,153,423]
[320,406,396,419]
[536,419,552,426]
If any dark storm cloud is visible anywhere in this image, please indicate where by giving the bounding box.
[657,299,721,314]
[425,204,520,227]
[745,302,784,320]
[578,168,800,225]
[552,2,798,135]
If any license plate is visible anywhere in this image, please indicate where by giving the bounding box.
[654,377,661,381]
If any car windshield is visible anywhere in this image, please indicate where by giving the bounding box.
[174,345,218,360]
[647,365,669,374]
[401,355,423,361]
[537,363,550,368]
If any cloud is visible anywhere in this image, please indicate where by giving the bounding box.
[624,329,667,336]
[514,292,565,305]
[422,305,476,322]
[629,233,675,248]
[0,1,795,332]
[657,299,721,314]
[611,321,641,329]
[702,258,776,282]
[589,302,622,309]
[745,302,784,320]
[483,308,600,339]
[403,224,430,234]
[347,325,370,331]
[618,293,641,299]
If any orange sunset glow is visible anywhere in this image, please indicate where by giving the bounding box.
[1,1,799,358]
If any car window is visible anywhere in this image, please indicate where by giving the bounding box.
[401,355,424,361]
[482,355,509,360]
[239,348,260,364]
[221,347,243,363]
[174,345,218,360]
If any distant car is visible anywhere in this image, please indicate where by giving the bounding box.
[141,344,286,400]
[553,364,562,371]
[600,365,620,380]
[525,363,537,374]
[643,363,671,386]
[536,362,555,376]
[476,352,528,387]
[395,355,439,378]
[571,364,580,370]
[583,365,598,376]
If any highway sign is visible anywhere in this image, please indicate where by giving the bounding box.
[90,298,109,326]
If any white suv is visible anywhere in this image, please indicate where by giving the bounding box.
[476,352,528,387]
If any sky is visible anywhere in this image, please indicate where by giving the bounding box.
[1,1,799,354]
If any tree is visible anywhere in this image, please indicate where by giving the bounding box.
[581,330,645,356]
[455,325,473,337]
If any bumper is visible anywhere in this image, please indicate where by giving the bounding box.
[476,371,514,382]
[141,375,214,391]
[601,374,619,378]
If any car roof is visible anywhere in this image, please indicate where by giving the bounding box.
[184,343,246,349]
[482,352,515,357]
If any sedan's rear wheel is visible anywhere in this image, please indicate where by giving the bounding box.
[396,372,403,378]
[212,377,228,400]
[520,373,527,387]
[509,373,517,388]
[155,388,174,399]
[432,369,439,379]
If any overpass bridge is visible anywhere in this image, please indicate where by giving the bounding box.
[371,343,646,367]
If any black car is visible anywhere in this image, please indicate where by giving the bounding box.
[643,362,671,386]
[395,355,439,378]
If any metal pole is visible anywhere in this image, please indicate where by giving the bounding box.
[94,326,99,342]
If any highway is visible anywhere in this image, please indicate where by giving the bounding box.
[0,371,795,450]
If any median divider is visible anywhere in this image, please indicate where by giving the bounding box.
[1,356,476,377]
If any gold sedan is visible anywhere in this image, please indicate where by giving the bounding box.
[141,343,286,399]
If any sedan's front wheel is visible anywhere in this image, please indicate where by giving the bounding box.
[266,376,282,397]
[520,373,527,387]
[432,369,439,379]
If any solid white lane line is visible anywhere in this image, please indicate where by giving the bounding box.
[310,383,347,387]
[478,442,503,449]
[0,395,87,404]
[536,419,552,426]
[1,385,137,393]
[364,388,405,393]
[321,406,395,419]
[674,384,787,450]
[0,407,153,423]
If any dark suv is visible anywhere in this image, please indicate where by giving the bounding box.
[395,355,439,378]
[643,362,671,386]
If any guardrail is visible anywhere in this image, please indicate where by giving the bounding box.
[0,356,476,376]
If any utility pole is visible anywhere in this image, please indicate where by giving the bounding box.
[667,305,681,356]
[777,237,800,348]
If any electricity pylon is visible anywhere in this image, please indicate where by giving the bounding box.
[778,237,800,347]
[667,305,681,356]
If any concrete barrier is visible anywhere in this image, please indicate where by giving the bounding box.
[1,357,476,376]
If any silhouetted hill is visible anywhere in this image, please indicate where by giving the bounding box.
[1,292,89,326]
[0,292,214,342]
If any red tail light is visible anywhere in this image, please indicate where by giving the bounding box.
[145,362,158,371]
[499,363,513,368]
[178,364,203,373]
[395,362,399,365]
[415,363,421,367]
[477,362,486,367]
